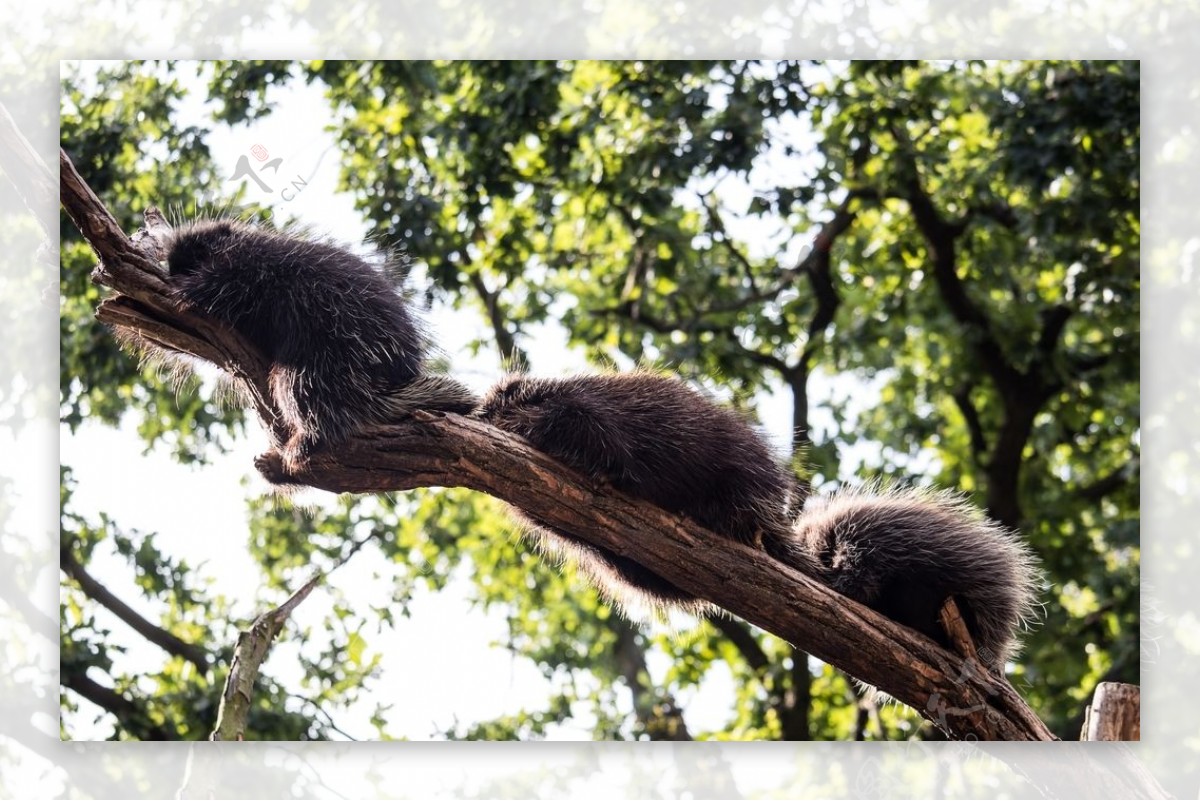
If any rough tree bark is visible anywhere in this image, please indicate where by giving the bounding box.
[1080,682,1140,742]
[210,573,322,741]
[60,147,1056,743]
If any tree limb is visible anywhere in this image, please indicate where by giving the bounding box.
[61,147,1055,742]
[466,264,527,368]
[952,385,988,464]
[612,617,692,740]
[60,670,178,741]
[1072,457,1139,502]
[700,191,761,295]
[708,616,770,673]
[1080,682,1140,741]
[61,543,210,672]
[902,170,1022,395]
[209,529,381,740]
[209,573,321,741]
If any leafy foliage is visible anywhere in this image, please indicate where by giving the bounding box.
[60,60,1138,741]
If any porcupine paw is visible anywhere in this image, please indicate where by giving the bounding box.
[254,449,293,485]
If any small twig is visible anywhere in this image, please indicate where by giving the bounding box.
[287,691,361,741]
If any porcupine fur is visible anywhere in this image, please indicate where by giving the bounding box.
[474,369,807,613]
[783,483,1042,671]
[475,370,1040,667]
[156,219,476,478]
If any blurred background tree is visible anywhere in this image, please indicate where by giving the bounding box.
[59,59,1139,741]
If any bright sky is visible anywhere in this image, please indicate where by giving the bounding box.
[59,61,875,740]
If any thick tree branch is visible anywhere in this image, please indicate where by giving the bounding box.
[62,149,1055,742]
[61,543,210,672]
[60,671,177,741]
[1037,304,1073,357]
[60,150,288,446]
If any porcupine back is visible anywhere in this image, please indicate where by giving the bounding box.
[164,219,475,471]
[475,370,800,612]
[787,483,1041,670]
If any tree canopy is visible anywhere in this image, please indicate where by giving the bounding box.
[59,59,1139,742]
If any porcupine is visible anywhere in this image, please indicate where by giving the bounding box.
[476,369,1040,670]
[474,369,809,613]
[157,219,476,480]
[783,483,1041,671]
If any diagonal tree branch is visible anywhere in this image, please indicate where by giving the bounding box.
[60,671,178,741]
[60,543,210,672]
[61,147,1054,742]
[952,385,988,464]
[209,528,382,740]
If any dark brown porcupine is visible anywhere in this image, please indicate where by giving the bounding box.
[154,219,476,479]
[474,370,805,613]
[784,484,1042,671]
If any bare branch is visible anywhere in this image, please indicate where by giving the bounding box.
[61,671,178,741]
[61,544,210,672]
[209,529,384,741]
[708,616,770,673]
[210,573,322,741]
[952,386,988,464]
[1080,682,1140,742]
